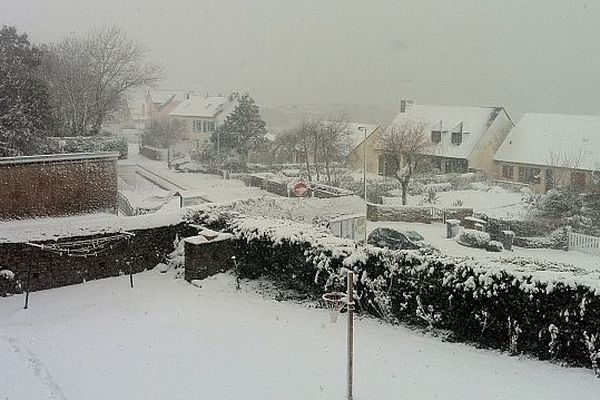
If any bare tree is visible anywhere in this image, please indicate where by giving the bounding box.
[545,148,587,189]
[302,119,320,181]
[378,120,432,205]
[141,119,184,148]
[46,26,161,136]
[319,116,352,183]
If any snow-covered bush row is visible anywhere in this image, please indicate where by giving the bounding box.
[41,136,128,158]
[202,213,600,373]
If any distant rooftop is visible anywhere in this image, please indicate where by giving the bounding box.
[494,113,600,171]
[148,90,186,105]
[169,95,236,118]
[386,104,506,159]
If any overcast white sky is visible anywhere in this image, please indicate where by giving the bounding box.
[4,0,600,118]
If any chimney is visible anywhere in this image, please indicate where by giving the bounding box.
[400,99,414,113]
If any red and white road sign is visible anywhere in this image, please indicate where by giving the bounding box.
[293,181,309,197]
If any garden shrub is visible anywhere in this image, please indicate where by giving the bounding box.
[457,229,491,249]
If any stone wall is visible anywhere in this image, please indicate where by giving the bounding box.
[0,223,196,296]
[367,204,432,223]
[443,207,474,222]
[139,144,168,161]
[0,153,119,220]
[184,235,235,281]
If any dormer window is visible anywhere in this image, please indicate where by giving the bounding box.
[431,130,441,143]
[451,131,462,145]
[451,122,463,145]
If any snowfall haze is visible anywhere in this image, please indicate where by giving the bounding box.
[4,0,600,120]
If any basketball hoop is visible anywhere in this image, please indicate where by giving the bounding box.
[322,291,348,323]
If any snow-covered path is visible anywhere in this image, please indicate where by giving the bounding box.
[1,271,599,399]
[119,144,273,203]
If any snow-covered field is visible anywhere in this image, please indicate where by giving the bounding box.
[1,271,599,400]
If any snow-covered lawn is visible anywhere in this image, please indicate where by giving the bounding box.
[1,271,599,400]
[368,221,600,273]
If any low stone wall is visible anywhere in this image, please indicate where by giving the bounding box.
[367,204,432,223]
[184,236,235,281]
[139,144,168,161]
[0,223,196,296]
[443,207,473,222]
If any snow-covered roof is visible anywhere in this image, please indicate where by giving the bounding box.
[148,90,185,105]
[169,95,234,118]
[494,113,600,171]
[386,104,504,159]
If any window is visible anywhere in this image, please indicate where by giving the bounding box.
[431,130,441,143]
[571,172,586,191]
[193,120,202,132]
[451,131,462,145]
[209,121,215,132]
[518,167,541,184]
[502,165,514,179]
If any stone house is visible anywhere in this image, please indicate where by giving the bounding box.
[493,113,600,193]
[371,101,514,176]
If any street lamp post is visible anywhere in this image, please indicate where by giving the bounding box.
[358,127,368,202]
[358,126,368,244]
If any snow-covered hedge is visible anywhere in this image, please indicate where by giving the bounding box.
[200,213,600,374]
[43,136,128,158]
[0,269,18,297]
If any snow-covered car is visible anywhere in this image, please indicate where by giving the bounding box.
[367,228,421,250]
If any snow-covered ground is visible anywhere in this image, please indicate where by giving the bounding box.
[119,144,273,203]
[368,221,600,273]
[1,271,599,400]
[385,187,529,220]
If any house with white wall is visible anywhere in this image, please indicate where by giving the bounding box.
[169,93,237,150]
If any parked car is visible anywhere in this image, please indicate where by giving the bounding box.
[367,227,421,250]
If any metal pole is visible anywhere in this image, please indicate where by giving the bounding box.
[128,261,134,288]
[362,128,367,202]
[346,270,354,400]
[24,263,32,309]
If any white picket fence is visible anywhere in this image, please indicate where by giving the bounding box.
[568,231,600,256]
